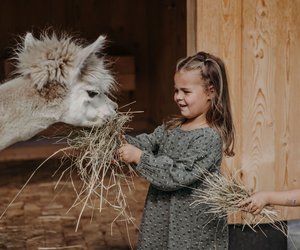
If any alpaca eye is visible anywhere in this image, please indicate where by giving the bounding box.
[86,90,99,98]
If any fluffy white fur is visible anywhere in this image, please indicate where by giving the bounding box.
[0,32,117,151]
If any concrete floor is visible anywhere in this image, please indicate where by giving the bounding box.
[288,220,300,250]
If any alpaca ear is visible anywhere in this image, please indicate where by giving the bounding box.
[75,35,106,71]
[24,33,36,50]
[23,33,48,89]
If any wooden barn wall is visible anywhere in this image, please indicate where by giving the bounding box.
[187,0,300,222]
[147,1,187,126]
[0,0,186,133]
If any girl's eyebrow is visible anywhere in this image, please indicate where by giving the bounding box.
[174,87,192,91]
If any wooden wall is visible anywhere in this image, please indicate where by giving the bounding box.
[147,1,187,126]
[187,0,300,222]
[0,0,186,133]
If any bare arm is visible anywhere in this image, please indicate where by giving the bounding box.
[239,189,300,215]
[267,189,300,206]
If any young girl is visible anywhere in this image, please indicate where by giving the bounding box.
[239,189,300,215]
[118,52,235,249]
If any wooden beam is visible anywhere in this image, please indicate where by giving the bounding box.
[186,0,197,56]
[0,139,66,161]
[110,56,136,91]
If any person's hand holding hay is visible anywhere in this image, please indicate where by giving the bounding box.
[238,191,270,215]
[191,169,286,234]
[239,188,300,215]
[118,139,142,165]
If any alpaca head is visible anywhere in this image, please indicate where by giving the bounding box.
[15,32,117,126]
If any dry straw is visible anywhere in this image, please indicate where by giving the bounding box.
[191,168,287,236]
[55,111,139,232]
[0,108,141,246]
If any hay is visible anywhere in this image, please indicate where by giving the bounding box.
[191,169,287,235]
[54,111,138,232]
[0,108,141,248]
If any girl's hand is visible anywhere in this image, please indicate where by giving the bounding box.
[238,192,270,215]
[118,142,142,165]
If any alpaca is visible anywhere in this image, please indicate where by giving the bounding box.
[0,32,117,151]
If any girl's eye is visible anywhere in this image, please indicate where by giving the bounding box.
[86,90,99,98]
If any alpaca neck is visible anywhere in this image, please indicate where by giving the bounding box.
[0,77,64,150]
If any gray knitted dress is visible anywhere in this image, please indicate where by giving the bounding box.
[126,125,228,250]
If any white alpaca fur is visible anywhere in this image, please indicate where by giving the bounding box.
[0,32,117,151]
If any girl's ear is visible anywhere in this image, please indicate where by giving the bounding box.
[207,85,216,100]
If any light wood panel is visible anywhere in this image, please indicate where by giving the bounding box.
[241,0,300,221]
[273,0,300,219]
[187,0,197,55]
[187,0,300,223]
[187,0,243,188]
[241,0,278,222]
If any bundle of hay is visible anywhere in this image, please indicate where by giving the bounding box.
[0,109,140,238]
[191,169,286,234]
[56,111,137,231]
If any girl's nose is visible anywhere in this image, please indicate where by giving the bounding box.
[176,94,183,101]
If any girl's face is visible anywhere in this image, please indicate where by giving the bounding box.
[174,70,212,121]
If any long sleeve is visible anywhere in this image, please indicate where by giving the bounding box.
[125,125,165,153]
[135,130,222,191]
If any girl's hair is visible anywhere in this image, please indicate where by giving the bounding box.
[165,51,235,157]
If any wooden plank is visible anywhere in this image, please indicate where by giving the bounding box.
[239,0,300,222]
[190,0,243,222]
[235,0,300,222]
[110,56,135,74]
[239,0,278,223]
[274,0,300,220]
[0,140,66,161]
[116,74,135,91]
[190,0,300,223]
[147,0,187,125]
[186,0,197,55]
[110,56,136,91]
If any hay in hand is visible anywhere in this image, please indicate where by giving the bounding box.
[191,169,287,235]
[55,111,138,232]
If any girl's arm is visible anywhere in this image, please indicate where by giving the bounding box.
[120,130,222,191]
[239,189,300,215]
[118,125,165,164]
[124,125,165,153]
